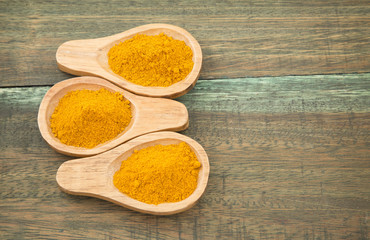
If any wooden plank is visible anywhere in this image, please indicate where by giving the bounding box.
[178,73,370,113]
[0,74,369,239]
[0,0,369,87]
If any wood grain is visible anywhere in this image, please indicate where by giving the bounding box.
[1,74,369,239]
[1,0,369,87]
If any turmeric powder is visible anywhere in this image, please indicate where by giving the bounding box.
[50,88,132,148]
[113,142,201,205]
[107,33,194,87]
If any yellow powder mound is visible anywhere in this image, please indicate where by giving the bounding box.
[50,88,132,148]
[108,33,194,87]
[113,142,201,205]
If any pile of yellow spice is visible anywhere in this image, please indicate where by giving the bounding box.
[108,33,194,87]
[50,88,132,149]
[113,142,201,205]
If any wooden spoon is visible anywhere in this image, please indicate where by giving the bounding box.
[56,24,202,99]
[56,131,209,215]
[38,76,188,157]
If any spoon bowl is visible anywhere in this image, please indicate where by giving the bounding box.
[56,24,202,98]
[38,76,188,157]
[56,131,209,215]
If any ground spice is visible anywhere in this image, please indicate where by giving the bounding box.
[107,33,194,87]
[50,88,132,148]
[113,142,201,205]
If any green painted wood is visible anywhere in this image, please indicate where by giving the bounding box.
[0,73,368,115]
[178,73,370,113]
[0,74,369,239]
[1,0,369,87]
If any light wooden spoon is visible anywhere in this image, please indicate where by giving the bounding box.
[56,131,209,215]
[56,24,202,99]
[38,76,188,157]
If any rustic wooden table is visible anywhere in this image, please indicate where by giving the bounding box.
[1,1,369,239]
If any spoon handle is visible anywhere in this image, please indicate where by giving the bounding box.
[126,96,189,137]
[56,156,113,196]
[56,38,106,77]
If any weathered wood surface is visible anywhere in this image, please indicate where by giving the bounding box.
[1,74,369,239]
[1,0,369,87]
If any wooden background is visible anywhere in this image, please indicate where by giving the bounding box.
[0,0,369,239]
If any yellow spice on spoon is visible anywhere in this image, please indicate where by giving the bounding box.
[113,142,201,205]
[107,33,194,87]
[50,88,132,148]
